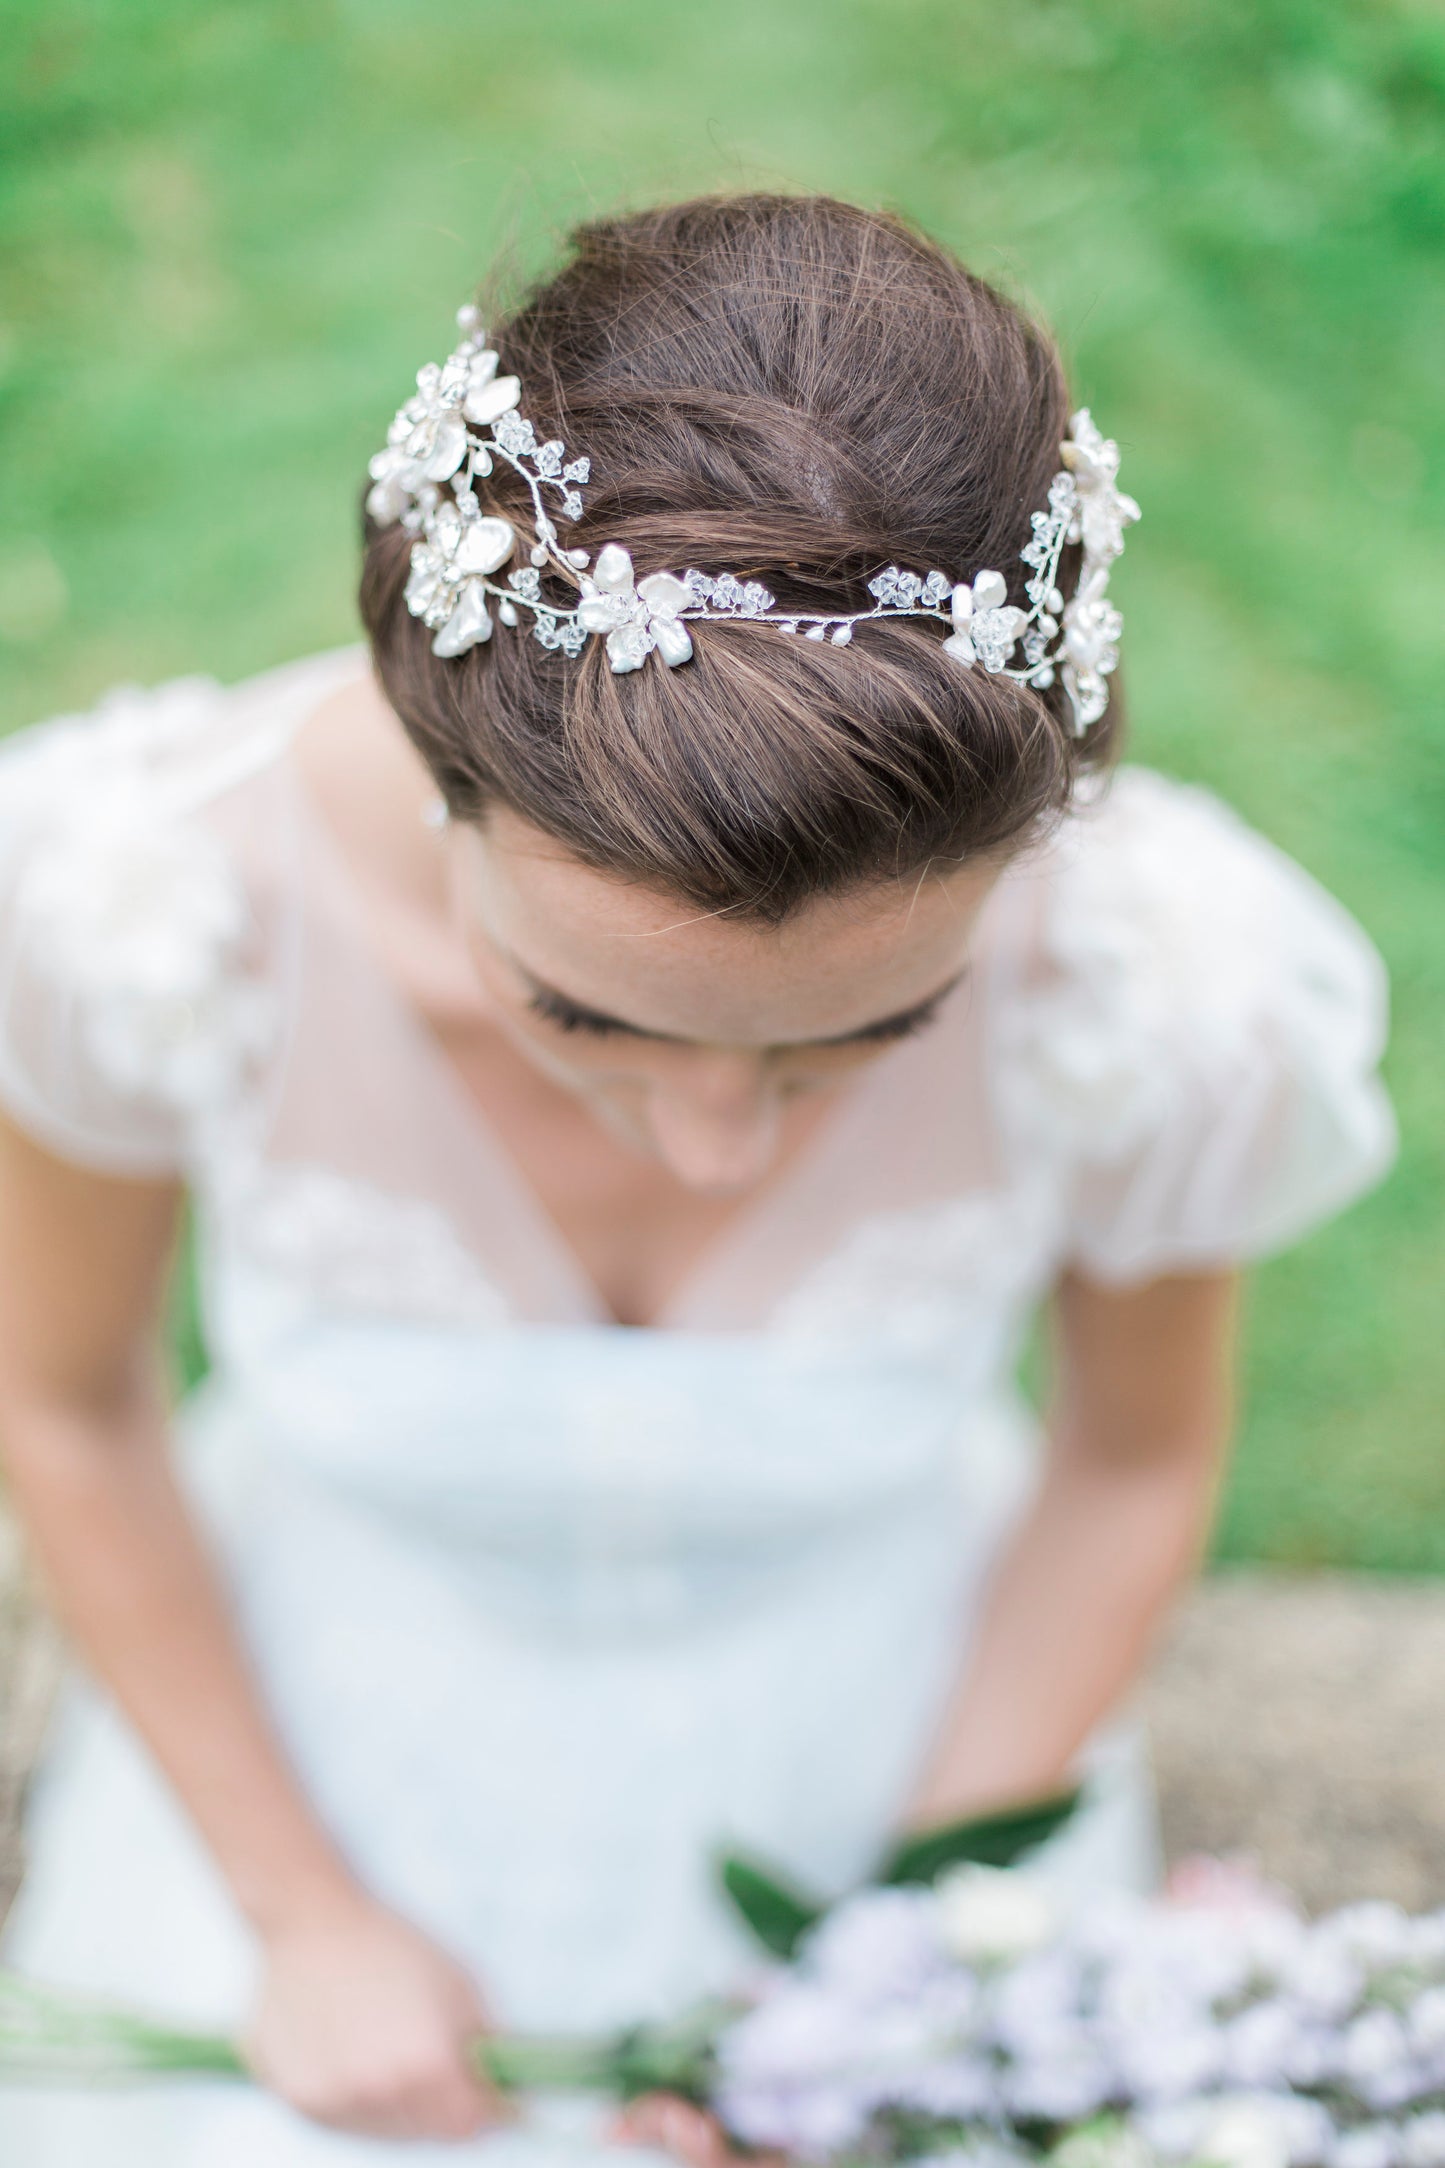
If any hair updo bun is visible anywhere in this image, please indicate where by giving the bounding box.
[359,192,1123,921]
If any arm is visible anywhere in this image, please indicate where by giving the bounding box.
[0,1112,501,2140]
[902,1266,1240,1826]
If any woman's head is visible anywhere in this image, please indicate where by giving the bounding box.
[359,193,1124,1190]
[361,193,1121,925]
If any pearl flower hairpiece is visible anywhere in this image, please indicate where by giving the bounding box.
[367,304,1141,734]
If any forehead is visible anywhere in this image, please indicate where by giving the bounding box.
[451,809,1003,1044]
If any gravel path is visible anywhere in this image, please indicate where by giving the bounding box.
[1141,1568,1445,1911]
[4,1534,1444,1925]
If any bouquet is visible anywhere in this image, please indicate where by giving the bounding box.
[6,1841,1445,2168]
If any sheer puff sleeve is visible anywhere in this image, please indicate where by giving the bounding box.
[0,672,281,1180]
[997,766,1399,1285]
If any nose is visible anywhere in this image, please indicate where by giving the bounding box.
[646,1056,782,1193]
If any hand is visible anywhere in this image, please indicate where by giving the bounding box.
[243,1889,510,2140]
[609,2092,787,2168]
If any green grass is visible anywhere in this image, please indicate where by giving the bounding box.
[2,0,1442,1568]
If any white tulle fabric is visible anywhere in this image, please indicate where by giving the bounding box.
[0,645,1397,2165]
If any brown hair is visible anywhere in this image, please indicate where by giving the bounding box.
[360,193,1122,920]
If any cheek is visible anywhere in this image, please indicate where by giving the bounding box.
[772,1043,892,1094]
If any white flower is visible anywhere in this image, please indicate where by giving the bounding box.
[935,1863,1059,1964]
[1407,1988,1445,2059]
[577,543,695,672]
[366,335,521,527]
[1061,408,1142,564]
[16,791,271,1118]
[1194,2098,1316,2168]
[1003,2027,1115,2120]
[403,498,517,655]
[458,344,522,428]
[715,1985,877,2157]
[1343,2003,1412,2089]
[1113,2018,1226,2105]
[806,1886,948,2004]
[1220,2004,1305,2091]
[943,570,1028,673]
[1329,2125,1401,2168]
[895,2057,1001,2119]
[1400,2113,1445,2168]
[1320,1905,1418,1970]
[1061,563,1125,721]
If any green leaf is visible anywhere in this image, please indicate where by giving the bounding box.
[716,1850,825,1959]
[877,1787,1083,1886]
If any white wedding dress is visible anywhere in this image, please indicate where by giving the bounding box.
[0,643,1397,2163]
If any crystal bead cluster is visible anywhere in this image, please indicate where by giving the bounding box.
[368,305,1140,731]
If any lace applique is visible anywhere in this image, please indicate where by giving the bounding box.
[7,676,279,1148]
[993,768,1291,1162]
[224,1161,512,1328]
[768,1186,1057,1354]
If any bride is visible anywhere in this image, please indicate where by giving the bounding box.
[0,194,1396,2161]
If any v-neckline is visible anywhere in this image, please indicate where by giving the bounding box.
[279,697,958,1336]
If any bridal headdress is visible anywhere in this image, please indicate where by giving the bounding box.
[367,304,1141,735]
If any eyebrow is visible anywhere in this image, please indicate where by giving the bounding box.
[515,964,968,1048]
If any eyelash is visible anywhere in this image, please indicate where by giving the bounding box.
[526,990,947,1047]
[526,989,627,1037]
[844,1002,943,1047]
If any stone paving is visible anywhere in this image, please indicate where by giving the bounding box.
[3,1530,1444,1927]
[1141,1568,1445,1911]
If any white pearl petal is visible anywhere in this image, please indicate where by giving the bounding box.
[421,414,468,481]
[453,517,516,576]
[365,477,407,524]
[431,582,493,657]
[498,599,518,627]
[592,543,636,595]
[950,582,974,628]
[463,374,521,425]
[606,625,650,674]
[943,631,977,667]
[971,569,1008,609]
[652,616,694,667]
[578,593,627,634]
[636,572,692,619]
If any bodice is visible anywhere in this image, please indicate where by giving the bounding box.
[0,642,1399,1547]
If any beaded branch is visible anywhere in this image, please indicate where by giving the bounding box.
[367,303,1141,735]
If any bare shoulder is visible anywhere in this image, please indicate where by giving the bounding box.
[291,664,444,905]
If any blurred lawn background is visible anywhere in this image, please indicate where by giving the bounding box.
[2,0,1442,1569]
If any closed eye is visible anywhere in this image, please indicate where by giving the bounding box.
[525,985,635,1037]
[832,991,950,1046]
[523,975,962,1048]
